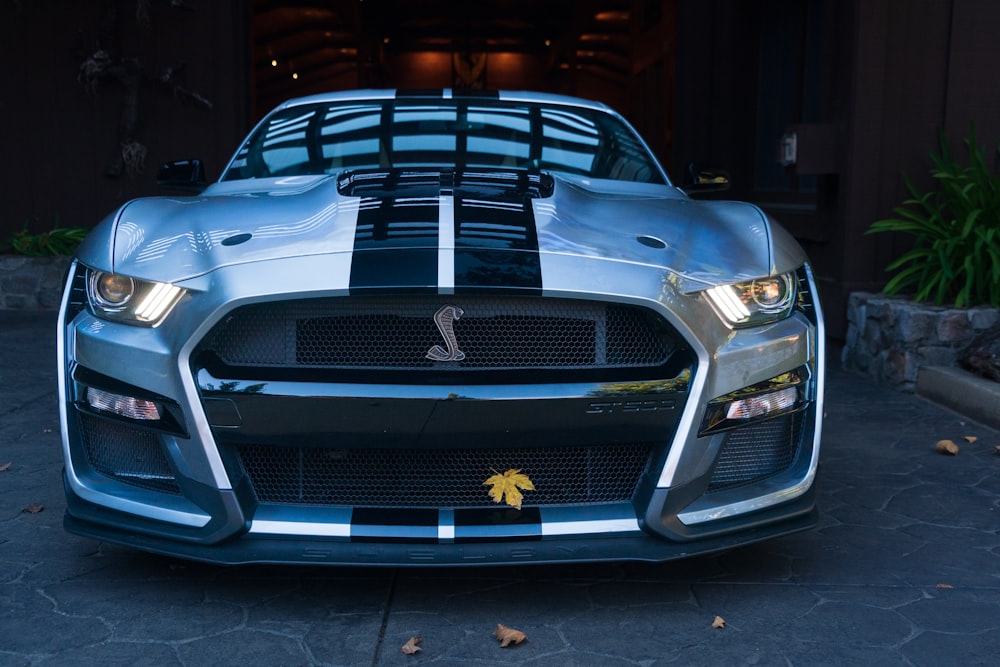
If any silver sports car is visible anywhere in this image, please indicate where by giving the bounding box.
[58,89,824,565]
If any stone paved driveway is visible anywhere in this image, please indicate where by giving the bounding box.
[1,311,998,666]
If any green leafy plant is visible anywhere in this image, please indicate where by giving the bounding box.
[9,222,89,257]
[867,125,1000,308]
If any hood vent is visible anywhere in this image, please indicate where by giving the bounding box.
[337,168,554,200]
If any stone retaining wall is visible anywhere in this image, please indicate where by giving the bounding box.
[0,255,72,310]
[842,292,1000,392]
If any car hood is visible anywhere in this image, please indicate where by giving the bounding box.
[77,172,803,293]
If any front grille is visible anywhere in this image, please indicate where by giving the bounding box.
[78,413,180,495]
[199,296,676,371]
[238,443,652,507]
[707,411,804,492]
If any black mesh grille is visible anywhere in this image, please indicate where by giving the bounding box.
[200,296,675,371]
[707,412,804,492]
[79,413,180,495]
[237,443,653,507]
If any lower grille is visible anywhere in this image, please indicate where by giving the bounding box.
[238,443,653,507]
[707,412,804,492]
[79,413,180,495]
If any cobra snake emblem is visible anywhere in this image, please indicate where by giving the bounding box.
[426,305,466,361]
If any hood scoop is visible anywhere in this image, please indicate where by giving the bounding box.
[337,167,554,200]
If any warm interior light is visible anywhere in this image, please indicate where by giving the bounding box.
[86,387,161,421]
[270,59,277,67]
[594,10,629,21]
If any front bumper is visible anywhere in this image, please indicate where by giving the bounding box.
[64,471,818,565]
[59,259,824,565]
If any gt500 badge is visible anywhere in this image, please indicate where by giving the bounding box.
[586,399,677,415]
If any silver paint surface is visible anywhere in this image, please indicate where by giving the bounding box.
[60,89,823,562]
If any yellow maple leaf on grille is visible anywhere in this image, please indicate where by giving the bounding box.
[483,468,535,510]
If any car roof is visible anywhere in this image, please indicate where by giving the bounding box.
[274,89,616,115]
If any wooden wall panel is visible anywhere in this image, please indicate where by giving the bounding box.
[670,0,991,338]
[828,0,953,336]
[0,1,250,243]
[943,0,1000,147]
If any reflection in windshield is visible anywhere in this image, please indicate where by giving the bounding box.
[224,98,663,185]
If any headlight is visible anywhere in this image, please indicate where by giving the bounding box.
[704,272,796,327]
[86,269,185,326]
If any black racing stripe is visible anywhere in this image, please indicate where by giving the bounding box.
[353,508,439,526]
[453,249,542,293]
[454,507,543,543]
[350,196,439,293]
[453,193,542,293]
[350,249,438,293]
[351,508,438,543]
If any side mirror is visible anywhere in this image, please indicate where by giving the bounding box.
[157,159,207,193]
[682,162,730,196]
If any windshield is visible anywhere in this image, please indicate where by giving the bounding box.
[223,98,665,185]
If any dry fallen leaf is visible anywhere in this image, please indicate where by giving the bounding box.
[0,462,11,472]
[935,439,959,456]
[484,469,535,510]
[401,636,422,655]
[493,624,527,647]
[712,615,726,629]
[23,503,44,514]
[964,436,977,443]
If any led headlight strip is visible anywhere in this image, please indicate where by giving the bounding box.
[704,273,796,328]
[134,282,184,322]
[86,269,185,326]
[706,284,751,322]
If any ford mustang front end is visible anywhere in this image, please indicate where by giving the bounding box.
[59,90,824,565]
